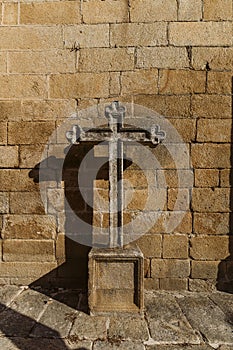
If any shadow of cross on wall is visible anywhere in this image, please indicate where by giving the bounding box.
[28,142,132,300]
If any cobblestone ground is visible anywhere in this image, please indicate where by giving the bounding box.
[0,286,232,349]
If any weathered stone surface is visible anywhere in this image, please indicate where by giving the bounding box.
[0,75,47,99]
[160,278,188,291]
[94,341,144,350]
[108,316,149,340]
[192,48,233,71]
[191,144,231,168]
[177,294,233,345]
[190,236,229,260]
[193,213,229,235]
[21,99,76,121]
[0,192,9,214]
[168,188,190,211]
[0,289,47,337]
[136,234,162,258]
[0,122,7,144]
[0,52,7,73]
[203,0,232,20]
[189,279,216,293]
[0,27,62,50]
[89,247,144,314]
[192,188,230,212]
[207,71,232,95]
[66,339,92,349]
[0,146,18,168]
[2,215,56,239]
[20,2,81,24]
[9,192,44,214]
[169,22,232,46]
[64,24,109,49]
[220,169,232,187]
[78,48,134,72]
[110,23,167,46]
[194,169,219,188]
[197,119,232,143]
[2,3,18,25]
[178,0,202,20]
[3,240,55,262]
[31,299,77,338]
[192,94,232,119]
[9,50,76,74]
[210,292,233,322]
[137,47,189,69]
[69,313,108,340]
[130,0,177,22]
[50,73,109,98]
[145,293,200,343]
[0,337,75,350]
[0,285,22,311]
[191,261,219,279]
[82,0,128,24]
[159,70,206,94]
[134,95,191,118]
[10,289,49,318]
[8,121,55,145]
[152,259,190,278]
[121,69,158,95]
[0,262,57,278]
[163,235,189,259]
[157,169,193,188]
[146,346,213,350]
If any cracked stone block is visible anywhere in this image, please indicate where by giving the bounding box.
[145,293,200,344]
[0,285,22,312]
[93,340,145,350]
[31,299,77,338]
[108,316,149,341]
[176,294,233,345]
[145,346,213,350]
[0,337,71,350]
[69,312,108,341]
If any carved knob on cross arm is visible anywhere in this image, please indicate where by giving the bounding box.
[150,125,166,144]
[66,125,83,144]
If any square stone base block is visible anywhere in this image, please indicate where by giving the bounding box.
[88,245,144,315]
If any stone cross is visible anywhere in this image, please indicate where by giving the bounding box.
[66,101,166,248]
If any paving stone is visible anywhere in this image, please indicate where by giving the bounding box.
[145,345,213,350]
[145,293,200,344]
[0,337,70,350]
[93,340,144,350]
[0,306,36,337]
[0,285,22,312]
[176,294,233,346]
[69,313,108,340]
[10,288,48,313]
[108,316,149,341]
[210,292,233,324]
[0,289,49,337]
[31,299,77,338]
[65,339,92,349]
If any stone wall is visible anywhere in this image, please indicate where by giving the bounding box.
[0,0,232,291]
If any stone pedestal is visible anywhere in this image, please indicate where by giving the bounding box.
[88,245,144,315]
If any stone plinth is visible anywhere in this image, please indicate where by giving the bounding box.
[88,245,144,315]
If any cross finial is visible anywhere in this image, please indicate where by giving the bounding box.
[105,101,126,129]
